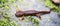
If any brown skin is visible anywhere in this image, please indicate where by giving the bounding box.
[15,10,50,20]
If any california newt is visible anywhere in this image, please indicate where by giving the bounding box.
[15,10,50,20]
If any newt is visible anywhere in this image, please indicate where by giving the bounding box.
[15,10,50,20]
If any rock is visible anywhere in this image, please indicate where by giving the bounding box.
[58,13,60,17]
[52,0,60,4]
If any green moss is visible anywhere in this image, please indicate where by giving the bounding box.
[0,19,18,26]
[0,0,16,9]
[26,16,39,26]
[0,0,18,26]
[45,0,60,13]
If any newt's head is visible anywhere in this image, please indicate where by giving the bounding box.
[15,11,24,17]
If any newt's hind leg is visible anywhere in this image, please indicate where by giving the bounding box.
[36,13,41,20]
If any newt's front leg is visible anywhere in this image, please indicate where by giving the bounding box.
[18,15,24,21]
[36,13,41,20]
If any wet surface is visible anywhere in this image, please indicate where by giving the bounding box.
[10,0,60,26]
[1,0,60,26]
